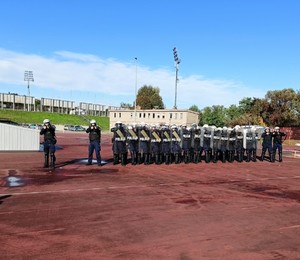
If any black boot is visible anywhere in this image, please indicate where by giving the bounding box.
[50,154,55,168]
[246,151,251,162]
[44,153,49,168]
[279,152,282,162]
[165,154,170,165]
[155,154,160,165]
[175,153,180,164]
[213,151,217,163]
[113,154,119,165]
[272,151,276,162]
[238,151,243,162]
[121,153,127,166]
[261,150,266,161]
[205,151,210,163]
[222,152,226,163]
[252,150,257,162]
[144,154,149,165]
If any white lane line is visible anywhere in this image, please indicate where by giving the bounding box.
[1,176,300,197]
[2,228,66,236]
[278,225,300,230]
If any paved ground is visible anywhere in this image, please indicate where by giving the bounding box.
[1,132,300,260]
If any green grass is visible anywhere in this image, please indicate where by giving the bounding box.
[0,110,109,130]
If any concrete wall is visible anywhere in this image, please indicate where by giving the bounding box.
[0,123,40,151]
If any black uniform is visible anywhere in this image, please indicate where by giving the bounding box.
[137,125,151,164]
[161,126,171,164]
[272,129,286,162]
[111,123,127,165]
[126,126,139,165]
[40,124,56,168]
[150,126,162,164]
[180,126,192,163]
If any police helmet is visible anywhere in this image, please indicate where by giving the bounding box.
[275,126,280,130]
[43,119,50,124]
[90,119,96,124]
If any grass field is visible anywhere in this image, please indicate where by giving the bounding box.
[0,110,109,130]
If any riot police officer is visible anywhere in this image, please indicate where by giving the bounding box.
[137,123,151,165]
[203,124,213,163]
[170,125,182,164]
[40,119,56,168]
[161,124,172,164]
[272,126,286,162]
[180,125,192,164]
[227,127,236,163]
[261,126,272,162]
[111,121,127,165]
[191,124,202,163]
[126,124,138,165]
[212,126,221,163]
[150,124,162,164]
[86,119,102,166]
[235,125,244,162]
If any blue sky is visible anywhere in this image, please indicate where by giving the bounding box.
[0,0,300,109]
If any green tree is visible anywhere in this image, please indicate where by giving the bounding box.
[265,88,298,126]
[136,85,164,109]
[200,105,226,127]
[189,104,200,112]
[120,102,133,109]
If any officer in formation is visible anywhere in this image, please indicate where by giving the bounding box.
[40,119,57,168]
[111,122,281,165]
[86,119,102,166]
[261,126,286,162]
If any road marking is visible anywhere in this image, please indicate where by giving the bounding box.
[1,176,300,197]
[278,225,300,230]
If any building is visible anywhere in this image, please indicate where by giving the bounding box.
[40,97,75,114]
[109,109,200,128]
[0,93,35,111]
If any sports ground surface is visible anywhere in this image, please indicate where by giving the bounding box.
[1,132,300,259]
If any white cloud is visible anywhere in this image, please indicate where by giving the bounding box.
[0,48,265,109]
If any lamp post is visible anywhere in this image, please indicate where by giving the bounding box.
[24,71,34,111]
[173,47,180,109]
[134,57,138,122]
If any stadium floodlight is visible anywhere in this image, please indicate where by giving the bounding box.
[24,71,34,111]
[173,47,181,109]
[134,57,138,122]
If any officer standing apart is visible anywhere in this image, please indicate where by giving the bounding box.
[261,127,273,162]
[86,119,102,166]
[40,119,56,168]
[272,126,286,162]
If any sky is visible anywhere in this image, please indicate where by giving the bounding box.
[0,0,300,110]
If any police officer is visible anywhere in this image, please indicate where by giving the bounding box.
[212,126,221,163]
[86,119,102,166]
[203,124,213,163]
[272,126,286,162]
[227,127,236,163]
[261,126,272,162]
[235,125,244,162]
[137,123,151,165]
[180,125,192,164]
[111,121,127,165]
[161,124,172,164]
[191,124,202,163]
[40,119,56,168]
[126,124,138,165]
[170,124,182,164]
[150,124,162,164]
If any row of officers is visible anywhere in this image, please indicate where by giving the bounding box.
[39,119,286,168]
[111,122,287,166]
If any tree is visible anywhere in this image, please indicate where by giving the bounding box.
[199,105,226,127]
[136,85,164,109]
[189,104,200,113]
[120,102,133,109]
[265,88,298,126]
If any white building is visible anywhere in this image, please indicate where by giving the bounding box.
[109,109,200,129]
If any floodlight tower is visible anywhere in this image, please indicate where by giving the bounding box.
[134,57,138,122]
[173,47,180,109]
[24,71,34,111]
